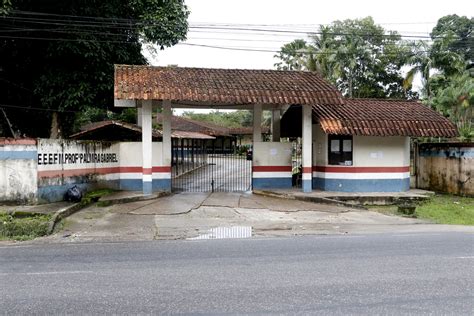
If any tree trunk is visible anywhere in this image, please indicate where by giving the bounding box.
[1,108,17,138]
[50,111,61,139]
[348,73,353,98]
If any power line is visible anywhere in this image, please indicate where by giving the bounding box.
[10,9,438,27]
[0,34,140,44]
[1,15,439,39]
[0,103,79,113]
[1,33,437,55]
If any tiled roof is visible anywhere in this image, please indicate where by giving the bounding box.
[171,130,215,140]
[71,120,162,140]
[313,99,459,137]
[70,120,214,140]
[114,65,344,106]
[228,126,270,135]
[156,113,231,137]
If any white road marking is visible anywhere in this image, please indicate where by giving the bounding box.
[0,271,94,276]
[455,256,474,259]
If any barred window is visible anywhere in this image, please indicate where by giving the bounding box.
[328,135,353,166]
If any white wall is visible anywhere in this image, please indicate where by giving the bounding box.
[312,124,327,166]
[253,142,292,166]
[0,142,38,203]
[311,124,409,167]
[353,136,409,167]
[37,139,121,187]
[119,142,164,167]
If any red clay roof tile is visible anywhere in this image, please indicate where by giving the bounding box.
[114,65,344,106]
[314,99,458,137]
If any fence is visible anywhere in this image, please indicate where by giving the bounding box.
[416,142,473,196]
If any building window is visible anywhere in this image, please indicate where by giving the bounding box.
[328,135,353,165]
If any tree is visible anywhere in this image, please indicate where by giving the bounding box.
[274,39,317,71]
[0,0,189,138]
[0,0,11,14]
[431,71,473,141]
[431,14,473,70]
[182,110,254,128]
[403,41,435,99]
[274,17,414,98]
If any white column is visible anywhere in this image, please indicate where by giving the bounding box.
[302,104,313,192]
[141,100,152,195]
[162,100,172,191]
[271,109,281,142]
[136,106,142,127]
[253,104,262,143]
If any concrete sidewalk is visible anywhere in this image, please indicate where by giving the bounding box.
[0,190,167,215]
[253,188,434,207]
[30,191,473,244]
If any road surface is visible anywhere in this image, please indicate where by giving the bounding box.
[1,232,473,314]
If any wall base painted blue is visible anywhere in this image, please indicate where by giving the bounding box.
[38,179,171,203]
[119,179,171,192]
[253,178,292,189]
[313,178,410,192]
[37,183,100,204]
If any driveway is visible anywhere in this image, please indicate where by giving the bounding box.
[172,156,252,192]
[38,192,474,243]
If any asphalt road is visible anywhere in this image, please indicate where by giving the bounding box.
[1,232,473,315]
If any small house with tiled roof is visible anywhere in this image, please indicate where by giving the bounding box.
[114,65,457,194]
[280,99,457,192]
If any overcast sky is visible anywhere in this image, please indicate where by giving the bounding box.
[143,0,472,114]
[145,0,472,70]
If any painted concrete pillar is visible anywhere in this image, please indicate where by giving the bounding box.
[302,104,313,192]
[162,100,172,191]
[253,104,262,142]
[136,106,142,127]
[141,100,152,195]
[271,109,281,142]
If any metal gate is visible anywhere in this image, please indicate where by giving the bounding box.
[171,141,252,192]
[291,138,303,188]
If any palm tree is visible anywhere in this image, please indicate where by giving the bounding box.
[274,39,315,71]
[403,41,434,99]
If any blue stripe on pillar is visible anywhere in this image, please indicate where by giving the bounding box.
[143,181,152,195]
[302,179,312,192]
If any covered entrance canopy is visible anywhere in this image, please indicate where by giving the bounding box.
[114,65,343,194]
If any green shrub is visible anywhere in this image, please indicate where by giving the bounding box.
[0,213,51,240]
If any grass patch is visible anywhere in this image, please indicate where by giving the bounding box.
[415,194,474,225]
[0,212,52,241]
[81,189,116,205]
[96,200,112,207]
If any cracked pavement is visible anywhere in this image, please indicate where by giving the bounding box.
[38,192,473,243]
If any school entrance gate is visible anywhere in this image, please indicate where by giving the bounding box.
[171,140,252,192]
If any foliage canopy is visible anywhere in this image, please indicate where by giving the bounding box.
[0,0,189,137]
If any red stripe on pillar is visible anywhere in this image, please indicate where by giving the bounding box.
[302,167,312,174]
[142,168,152,175]
[152,166,172,172]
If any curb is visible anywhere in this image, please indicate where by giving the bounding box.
[47,191,171,234]
[97,191,170,206]
[253,190,367,210]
